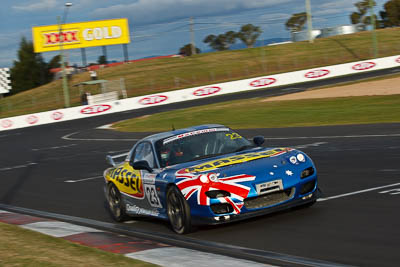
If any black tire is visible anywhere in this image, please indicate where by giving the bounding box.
[106,183,128,222]
[166,186,192,234]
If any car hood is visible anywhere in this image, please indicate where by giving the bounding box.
[166,147,313,182]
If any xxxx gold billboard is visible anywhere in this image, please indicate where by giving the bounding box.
[32,18,130,53]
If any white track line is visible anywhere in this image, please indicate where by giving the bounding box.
[62,132,140,141]
[0,162,37,172]
[62,132,400,142]
[318,182,400,202]
[64,176,103,183]
[32,144,77,151]
[268,133,400,140]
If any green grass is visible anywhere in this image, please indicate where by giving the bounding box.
[112,94,400,132]
[2,27,400,118]
[0,222,158,266]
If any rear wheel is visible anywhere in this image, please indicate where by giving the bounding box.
[106,183,128,222]
[166,186,192,234]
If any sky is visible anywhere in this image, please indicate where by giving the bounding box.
[0,0,390,68]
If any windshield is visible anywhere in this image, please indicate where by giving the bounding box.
[155,127,252,168]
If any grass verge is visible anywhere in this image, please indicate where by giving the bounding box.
[112,94,400,132]
[0,222,158,267]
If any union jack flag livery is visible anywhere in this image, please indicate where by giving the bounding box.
[176,173,256,214]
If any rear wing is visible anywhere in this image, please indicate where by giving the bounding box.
[106,152,129,167]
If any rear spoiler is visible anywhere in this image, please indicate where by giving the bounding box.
[106,152,129,167]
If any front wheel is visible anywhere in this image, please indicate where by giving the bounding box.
[166,186,192,234]
[106,183,128,222]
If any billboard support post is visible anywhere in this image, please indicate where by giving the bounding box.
[81,48,87,67]
[102,46,108,64]
[123,44,129,62]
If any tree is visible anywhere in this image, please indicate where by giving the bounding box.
[178,44,201,56]
[379,0,400,27]
[285,12,307,33]
[45,55,61,81]
[237,24,262,48]
[97,55,107,65]
[10,37,50,94]
[350,0,376,26]
[47,55,61,70]
[203,32,237,51]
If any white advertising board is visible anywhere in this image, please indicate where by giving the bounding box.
[1,55,400,131]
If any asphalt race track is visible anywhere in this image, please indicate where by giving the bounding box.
[1,71,400,266]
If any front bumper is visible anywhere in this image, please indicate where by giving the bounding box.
[191,190,318,226]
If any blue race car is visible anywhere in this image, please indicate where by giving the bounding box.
[104,124,318,234]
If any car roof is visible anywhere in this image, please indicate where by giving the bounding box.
[142,124,227,143]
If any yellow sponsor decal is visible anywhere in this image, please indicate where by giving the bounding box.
[106,162,144,198]
[178,148,288,174]
[32,18,130,53]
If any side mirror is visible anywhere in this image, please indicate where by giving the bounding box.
[106,155,116,167]
[131,160,153,173]
[253,136,265,146]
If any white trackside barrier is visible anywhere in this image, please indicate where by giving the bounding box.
[1,55,400,131]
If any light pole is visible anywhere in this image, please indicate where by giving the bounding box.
[305,0,313,43]
[369,0,378,58]
[58,2,72,108]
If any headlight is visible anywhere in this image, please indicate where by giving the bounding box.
[296,153,306,162]
[289,154,306,164]
[199,173,219,183]
[205,190,231,198]
[208,173,219,182]
[199,174,209,183]
[301,167,315,179]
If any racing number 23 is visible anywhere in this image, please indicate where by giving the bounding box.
[226,133,242,140]
[145,185,162,208]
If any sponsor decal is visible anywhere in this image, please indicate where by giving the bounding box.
[26,115,39,125]
[163,128,230,145]
[80,104,111,115]
[139,95,168,105]
[305,69,330,79]
[83,26,122,41]
[193,86,221,96]
[43,30,79,46]
[352,62,376,71]
[177,148,289,174]
[1,119,13,128]
[177,173,255,214]
[107,163,144,199]
[285,170,294,176]
[250,77,276,87]
[126,204,159,216]
[32,19,130,53]
[51,111,64,121]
